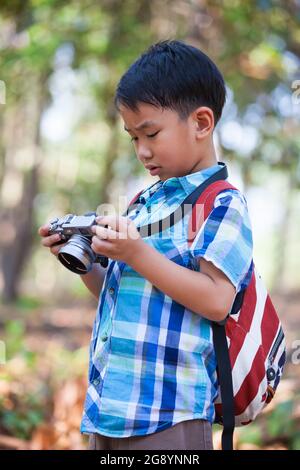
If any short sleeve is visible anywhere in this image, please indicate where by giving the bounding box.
[189,189,253,293]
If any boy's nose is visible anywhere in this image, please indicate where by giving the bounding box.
[137,143,152,161]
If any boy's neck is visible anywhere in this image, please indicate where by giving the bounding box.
[189,140,218,174]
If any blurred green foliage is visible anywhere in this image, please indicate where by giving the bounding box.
[0,0,299,301]
[1,399,44,440]
[237,395,300,450]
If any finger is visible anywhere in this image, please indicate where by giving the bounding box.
[95,215,129,232]
[38,224,50,237]
[50,242,67,257]
[92,225,118,240]
[91,236,111,254]
[42,233,62,247]
[50,244,66,257]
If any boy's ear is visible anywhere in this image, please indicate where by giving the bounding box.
[192,106,215,139]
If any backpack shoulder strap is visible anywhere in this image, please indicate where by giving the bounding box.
[187,180,238,246]
[187,179,242,451]
[125,179,165,216]
[129,189,145,208]
[124,189,145,216]
[187,178,248,317]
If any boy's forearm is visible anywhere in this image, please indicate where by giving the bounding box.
[80,263,107,300]
[128,242,227,322]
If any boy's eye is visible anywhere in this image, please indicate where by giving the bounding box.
[147,131,159,138]
[130,131,159,142]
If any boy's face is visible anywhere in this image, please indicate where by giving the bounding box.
[119,102,213,182]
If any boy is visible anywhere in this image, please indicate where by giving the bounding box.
[39,40,253,450]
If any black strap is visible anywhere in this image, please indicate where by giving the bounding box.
[212,322,235,450]
[124,162,228,237]
[100,163,228,267]
[230,288,245,315]
[124,162,236,449]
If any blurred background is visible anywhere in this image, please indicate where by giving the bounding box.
[0,0,299,450]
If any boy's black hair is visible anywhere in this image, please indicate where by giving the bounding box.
[114,39,226,126]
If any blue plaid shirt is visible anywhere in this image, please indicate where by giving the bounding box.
[81,163,253,437]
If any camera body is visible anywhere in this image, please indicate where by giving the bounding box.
[48,212,108,274]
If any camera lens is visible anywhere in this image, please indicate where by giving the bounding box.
[57,234,96,274]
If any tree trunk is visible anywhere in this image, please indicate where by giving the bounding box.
[1,166,38,302]
[0,76,46,303]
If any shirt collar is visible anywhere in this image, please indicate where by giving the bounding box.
[137,162,224,207]
[161,163,223,202]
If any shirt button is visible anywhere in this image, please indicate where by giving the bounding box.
[93,379,100,386]
[108,287,115,295]
[101,334,108,342]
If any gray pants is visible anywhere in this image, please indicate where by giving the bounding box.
[88,419,213,450]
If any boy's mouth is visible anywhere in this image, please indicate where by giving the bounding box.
[145,165,161,176]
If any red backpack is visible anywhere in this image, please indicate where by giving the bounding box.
[126,163,286,450]
[187,179,286,450]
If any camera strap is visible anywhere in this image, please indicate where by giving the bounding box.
[129,162,228,238]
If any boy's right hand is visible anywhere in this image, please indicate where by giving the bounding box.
[38,224,66,258]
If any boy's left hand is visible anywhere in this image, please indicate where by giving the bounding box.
[91,215,144,265]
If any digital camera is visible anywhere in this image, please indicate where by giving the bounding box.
[48,212,109,274]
